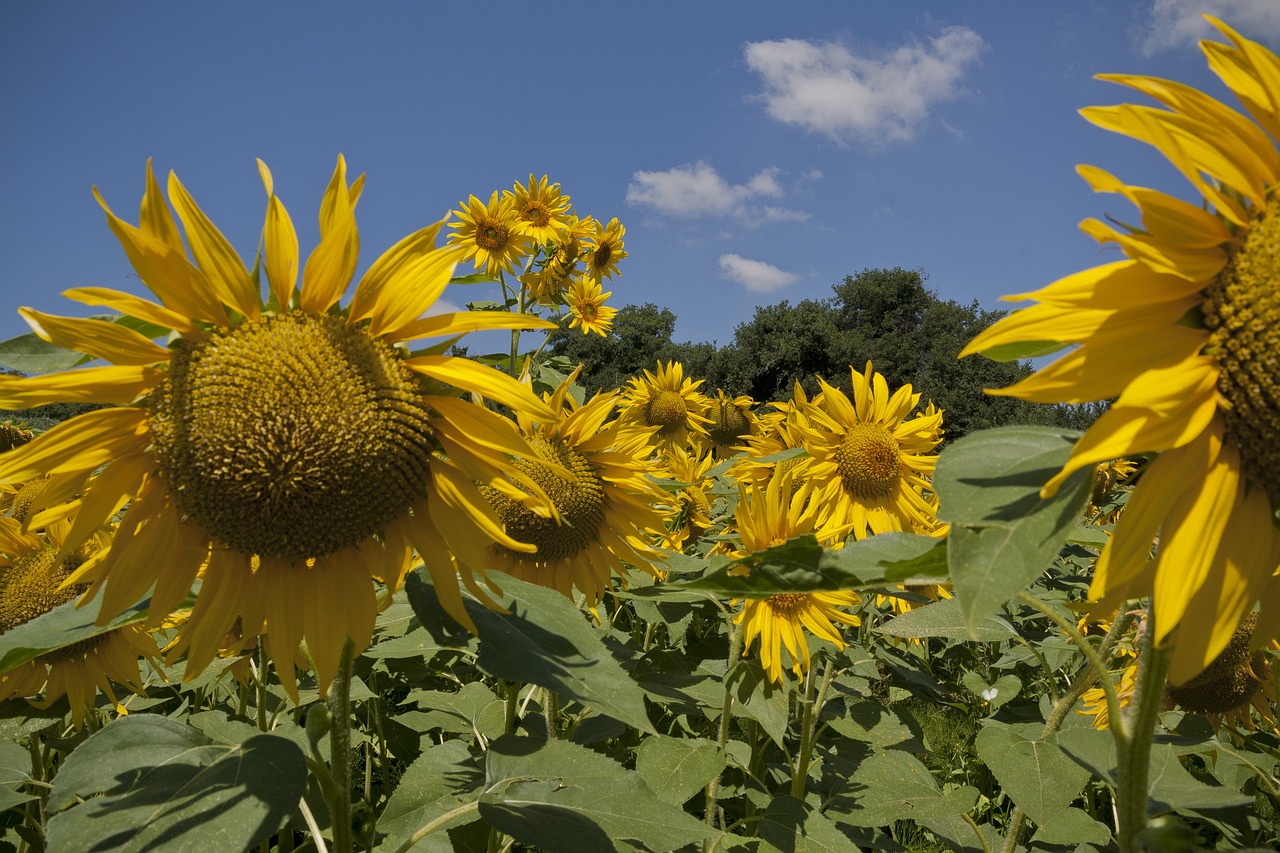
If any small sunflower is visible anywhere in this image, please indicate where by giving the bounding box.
[619,360,712,453]
[507,174,572,243]
[701,390,758,458]
[658,445,716,552]
[1078,661,1139,731]
[960,19,1280,684]
[0,517,159,728]
[566,277,617,337]
[479,370,670,604]
[732,471,860,684]
[0,157,558,698]
[795,362,944,541]
[584,217,627,281]
[448,190,534,277]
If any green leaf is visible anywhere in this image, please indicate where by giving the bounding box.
[1031,806,1112,846]
[46,715,306,852]
[479,735,716,853]
[974,721,1089,824]
[400,681,506,739]
[669,533,946,596]
[634,736,726,806]
[1057,728,1252,813]
[0,590,151,673]
[934,426,1091,637]
[756,796,862,852]
[377,740,484,853]
[0,331,88,375]
[821,699,918,750]
[829,750,978,827]
[451,274,500,285]
[977,340,1070,362]
[962,673,1022,711]
[467,572,655,734]
[875,598,1017,642]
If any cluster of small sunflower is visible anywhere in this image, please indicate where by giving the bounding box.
[446,174,623,337]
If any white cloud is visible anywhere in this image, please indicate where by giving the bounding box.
[718,254,800,293]
[626,162,809,224]
[743,27,986,145]
[1140,0,1280,54]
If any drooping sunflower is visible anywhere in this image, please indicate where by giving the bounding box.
[0,157,558,698]
[701,390,758,459]
[959,19,1280,684]
[619,360,712,453]
[566,277,617,337]
[478,370,670,604]
[447,190,534,277]
[0,516,160,728]
[584,216,627,281]
[795,362,945,541]
[657,445,717,552]
[507,174,572,244]
[1164,612,1277,731]
[731,470,861,684]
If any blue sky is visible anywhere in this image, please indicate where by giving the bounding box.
[3,1,1280,356]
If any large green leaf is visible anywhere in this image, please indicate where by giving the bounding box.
[465,572,655,734]
[376,740,484,853]
[756,796,864,852]
[934,426,1091,637]
[479,735,716,852]
[0,331,89,374]
[45,715,306,852]
[634,736,726,806]
[974,721,1089,825]
[0,591,151,673]
[667,533,946,596]
[875,597,1017,642]
[828,749,978,827]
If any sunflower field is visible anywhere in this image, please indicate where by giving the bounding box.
[2,16,1280,853]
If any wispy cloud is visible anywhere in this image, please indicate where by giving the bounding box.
[743,27,985,145]
[718,254,800,293]
[626,162,809,225]
[1139,0,1280,54]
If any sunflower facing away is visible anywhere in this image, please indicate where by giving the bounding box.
[479,369,670,605]
[795,362,945,542]
[732,470,861,684]
[0,157,559,698]
[960,19,1280,684]
[0,515,159,728]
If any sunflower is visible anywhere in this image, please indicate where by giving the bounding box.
[0,157,559,698]
[479,369,670,604]
[447,190,534,277]
[1164,612,1278,731]
[619,360,712,453]
[566,277,617,337]
[794,362,944,541]
[0,515,159,728]
[1079,661,1139,731]
[959,19,1280,684]
[701,390,758,458]
[584,217,627,281]
[507,174,572,243]
[732,471,860,684]
[658,445,716,552]
[729,381,813,492]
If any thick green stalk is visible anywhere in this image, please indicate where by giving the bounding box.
[704,617,743,835]
[1114,610,1168,853]
[791,658,834,799]
[327,638,357,853]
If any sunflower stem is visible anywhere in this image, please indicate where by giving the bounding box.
[704,615,743,838]
[255,643,270,732]
[327,638,357,853]
[790,656,834,800]
[503,681,520,736]
[542,688,562,739]
[1115,607,1168,853]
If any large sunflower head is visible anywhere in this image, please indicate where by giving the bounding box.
[0,157,559,699]
[479,371,670,605]
[794,362,944,541]
[959,19,1280,684]
[0,517,159,728]
[619,360,712,453]
[731,470,861,684]
[447,190,535,277]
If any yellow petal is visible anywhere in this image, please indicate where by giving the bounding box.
[0,407,148,483]
[167,172,261,319]
[257,160,300,310]
[19,308,170,366]
[299,185,358,315]
[62,286,200,339]
[1075,165,1232,249]
[406,356,556,421]
[0,366,160,407]
[139,159,184,251]
[393,308,557,343]
[348,220,451,335]
[1002,260,1207,309]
